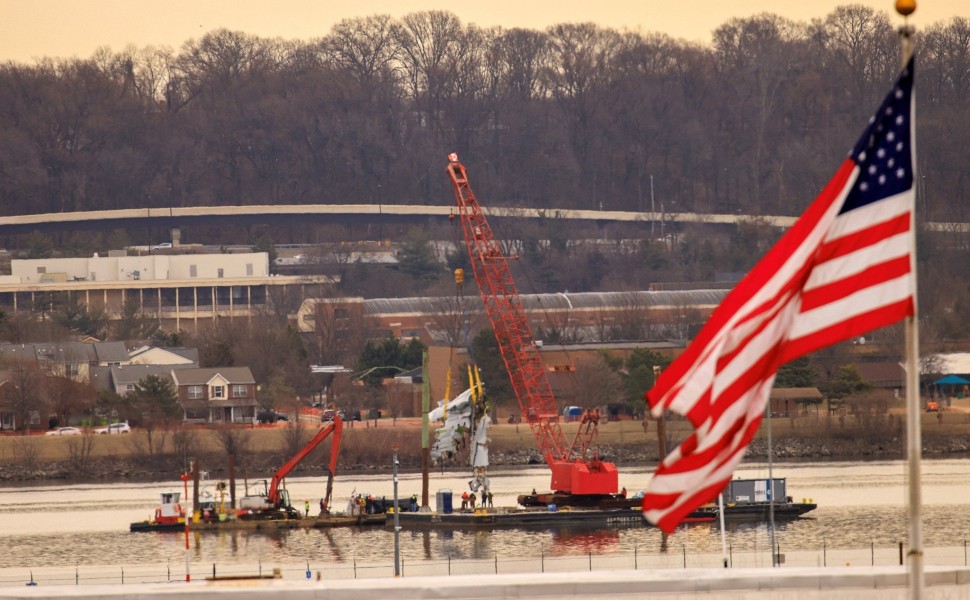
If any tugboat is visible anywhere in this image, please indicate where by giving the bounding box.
[130,491,186,532]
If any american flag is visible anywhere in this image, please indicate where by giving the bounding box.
[642,58,916,533]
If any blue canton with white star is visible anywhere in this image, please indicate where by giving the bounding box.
[841,57,914,214]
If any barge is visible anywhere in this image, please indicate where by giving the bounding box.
[129,490,386,532]
[388,477,816,531]
[387,506,711,530]
[130,512,385,533]
[384,499,815,531]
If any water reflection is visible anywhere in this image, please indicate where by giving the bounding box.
[1,460,969,571]
[549,527,620,554]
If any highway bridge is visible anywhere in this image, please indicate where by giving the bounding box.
[0,204,960,236]
[0,204,795,236]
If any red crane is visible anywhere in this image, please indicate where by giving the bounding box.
[446,153,618,497]
[258,415,344,516]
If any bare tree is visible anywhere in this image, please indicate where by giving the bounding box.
[214,424,252,466]
[65,435,97,477]
[281,416,313,459]
[392,10,464,133]
[12,436,40,471]
[598,292,651,341]
[311,298,372,368]
[424,295,466,347]
[324,14,400,87]
[3,358,48,432]
[46,377,96,427]
[553,353,624,410]
[171,428,200,470]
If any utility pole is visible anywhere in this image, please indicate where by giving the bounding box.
[421,351,430,511]
[650,175,656,238]
[392,445,401,577]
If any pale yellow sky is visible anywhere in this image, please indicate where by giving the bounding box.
[1,0,967,63]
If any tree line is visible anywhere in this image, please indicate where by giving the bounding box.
[0,7,966,222]
[2,6,969,335]
[2,6,969,425]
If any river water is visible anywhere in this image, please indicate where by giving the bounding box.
[1,459,968,576]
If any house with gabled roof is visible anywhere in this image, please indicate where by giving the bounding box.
[128,346,199,367]
[104,365,182,397]
[171,367,257,424]
[0,341,130,382]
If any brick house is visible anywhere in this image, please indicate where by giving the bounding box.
[171,367,258,424]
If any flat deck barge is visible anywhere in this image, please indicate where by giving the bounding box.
[388,507,709,530]
[386,501,816,530]
[130,513,385,533]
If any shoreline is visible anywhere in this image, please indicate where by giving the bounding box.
[1,429,968,486]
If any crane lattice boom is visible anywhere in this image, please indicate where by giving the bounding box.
[446,154,617,495]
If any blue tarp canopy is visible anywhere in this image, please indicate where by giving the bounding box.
[934,375,970,385]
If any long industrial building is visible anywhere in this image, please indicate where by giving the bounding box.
[0,252,334,331]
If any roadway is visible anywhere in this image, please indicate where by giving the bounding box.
[0,204,795,235]
[0,203,960,238]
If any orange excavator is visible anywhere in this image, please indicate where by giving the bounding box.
[239,415,343,519]
[446,153,620,506]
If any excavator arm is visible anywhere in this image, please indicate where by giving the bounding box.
[446,153,617,495]
[268,415,343,510]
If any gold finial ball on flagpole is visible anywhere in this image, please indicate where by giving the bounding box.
[895,0,916,16]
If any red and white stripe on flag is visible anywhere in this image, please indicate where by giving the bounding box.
[642,58,916,533]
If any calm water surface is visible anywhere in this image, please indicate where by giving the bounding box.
[0,459,968,571]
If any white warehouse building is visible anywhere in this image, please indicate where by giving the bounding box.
[0,252,333,332]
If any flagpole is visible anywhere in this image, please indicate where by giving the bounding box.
[895,2,921,599]
[766,402,776,567]
[718,492,728,568]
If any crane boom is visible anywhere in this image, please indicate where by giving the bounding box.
[446,154,618,495]
[268,415,343,510]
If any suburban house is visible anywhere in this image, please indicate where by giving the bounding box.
[100,364,183,397]
[0,341,130,381]
[0,341,261,428]
[128,346,199,367]
[172,367,258,424]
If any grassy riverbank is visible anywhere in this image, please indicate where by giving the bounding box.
[1,410,969,483]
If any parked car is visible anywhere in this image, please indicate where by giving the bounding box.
[45,426,83,436]
[150,242,172,250]
[325,409,360,422]
[256,408,280,424]
[95,421,131,434]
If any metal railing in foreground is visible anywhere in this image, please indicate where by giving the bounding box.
[3,543,970,587]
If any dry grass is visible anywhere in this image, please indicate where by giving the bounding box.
[3,411,970,475]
